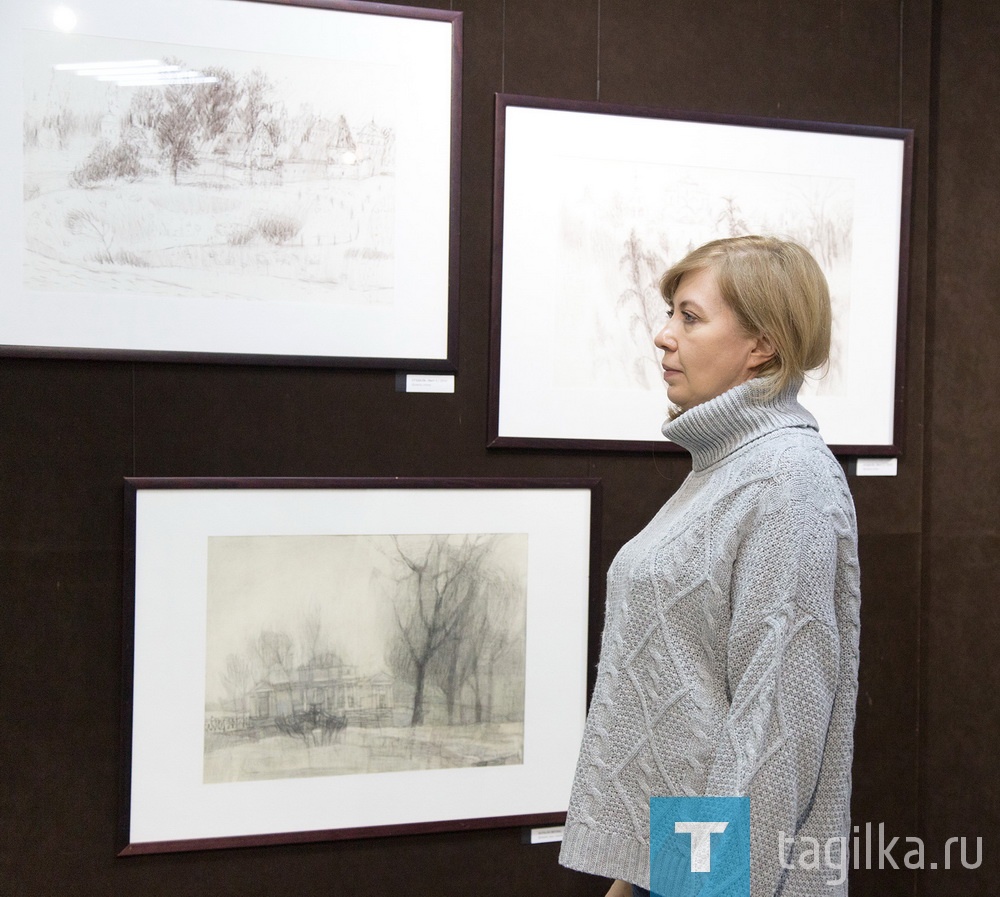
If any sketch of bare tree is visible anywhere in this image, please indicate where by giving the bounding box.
[617,229,668,388]
[192,66,239,144]
[156,84,199,184]
[221,652,253,713]
[51,109,82,150]
[426,563,524,724]
[716,195,751,237]
[386,534,520,727]
[463,573,523,724]
[66,209,115,263]
[299,603,324,665]
[239,68,274,144]
[795,185,852,268]
[127,86,163,132]
[425,628,468,724]
[249,628,296,683]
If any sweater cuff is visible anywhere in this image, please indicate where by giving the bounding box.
[559,822,650,890]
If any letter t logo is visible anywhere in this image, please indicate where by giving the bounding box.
[675,821,729,872]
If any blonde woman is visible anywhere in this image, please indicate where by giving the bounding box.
[559,236,861,897]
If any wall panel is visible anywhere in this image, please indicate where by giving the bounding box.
[923,3,1000,890]
[600,0,901,122]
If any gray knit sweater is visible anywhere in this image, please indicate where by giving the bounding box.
[559,378,861,896]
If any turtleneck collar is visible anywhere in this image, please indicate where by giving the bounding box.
[661,377,819,472]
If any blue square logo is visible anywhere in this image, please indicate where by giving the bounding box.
[650,796,750,897]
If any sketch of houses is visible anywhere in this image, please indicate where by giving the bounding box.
[357,119,395,176]
[242,123,279,184]
[250,661,395,727]
[22,30,399,304]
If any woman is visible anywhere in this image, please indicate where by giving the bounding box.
[559,236,861,897]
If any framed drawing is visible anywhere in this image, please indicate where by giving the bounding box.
[120,477,599,853]
[2,0,461,368]
[489,94,912,454]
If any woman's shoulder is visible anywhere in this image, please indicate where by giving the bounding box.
[729,426,854,510]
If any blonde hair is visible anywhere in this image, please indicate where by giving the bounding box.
[659,235,832,397]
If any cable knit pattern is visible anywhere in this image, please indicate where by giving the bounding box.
[559,379,861,896]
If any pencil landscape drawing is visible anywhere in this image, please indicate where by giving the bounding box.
[553,158,853,398]
[23,30,397,306]
[203,532,528,784]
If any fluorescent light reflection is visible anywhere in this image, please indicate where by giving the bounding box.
[54,59,217,87]
[110,75,219,86]
[89,67,182,78]
[54,59,162,71]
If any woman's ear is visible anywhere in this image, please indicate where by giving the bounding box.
[749,333,777,370]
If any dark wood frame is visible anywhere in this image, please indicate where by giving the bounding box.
[119,476,601,855]
[8,0,462,371]
[488,93,913,455]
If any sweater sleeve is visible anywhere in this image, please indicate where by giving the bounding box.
[703,470,845,896]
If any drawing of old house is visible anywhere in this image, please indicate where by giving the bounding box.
[290,114,393,180]
[292,116,340,176]
[356,119,394,176]
[250,660,395,727]
[243,123,281,185]
[332,114,356,155]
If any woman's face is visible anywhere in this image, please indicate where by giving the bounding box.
[653,267,772,413]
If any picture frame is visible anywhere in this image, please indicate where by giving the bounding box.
[3,0,461,369]
[120,476,599,854]
[489,94,913,454]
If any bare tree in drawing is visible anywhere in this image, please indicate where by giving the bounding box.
[221,652,253,713]
[618,229,668,387]
[717,195,751,237]
[796,186,852,268]
[127,86,163,132]
[298,603,324,665]
[65,209,115,263]
[192,66,239,144]
[387,535,507,726]
[426,564,522,724]
[249,628,296,683]
[428,627,468,724]
[464,572,523,723]
[239,68,274,143]
[156,83,199,184]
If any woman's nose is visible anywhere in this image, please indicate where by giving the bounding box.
[654,320,675,350]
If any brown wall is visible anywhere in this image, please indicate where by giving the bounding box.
[1,0,991,894]
[922,1,1000,894]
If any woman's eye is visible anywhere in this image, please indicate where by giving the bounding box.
[682,311,696,323]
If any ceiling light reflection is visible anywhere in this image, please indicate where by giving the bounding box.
[52,6,78,32]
